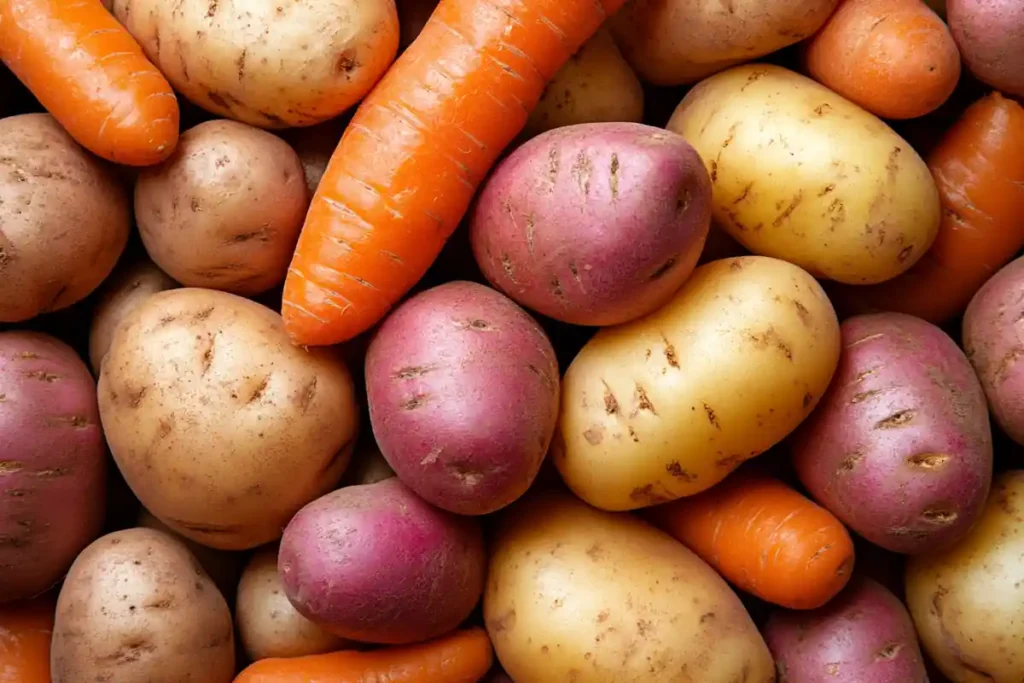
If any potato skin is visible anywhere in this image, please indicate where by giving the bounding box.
[366,281,559,515]
[764,577,928,683]
[556,256,840,511]
[667,64,941,285]
[0,114,129,322]
[98,288,359,550]
[948,0,1024,98]
[135,120,307,295]
[50,528,235,683]
[0,332,107,603]
[484,490,775,682]
[792,313,992,555]
[278,478,486,645]
[906,471,1024,683]
[471,123,711,327]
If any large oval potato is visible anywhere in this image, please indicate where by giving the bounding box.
[906,471,1024,683]
[667,64,941,285]
[484,490,775,682]
[556,255,840,511]
[98,288,359,550]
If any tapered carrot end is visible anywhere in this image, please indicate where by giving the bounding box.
[281,275,356,347]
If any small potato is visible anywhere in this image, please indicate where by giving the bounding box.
[109,0,400,128]
[0,113,129,322]
[667,64,941,285]
[948,0,1024,98]
[99,288,359,550]
[237,545,348,661]
[556,256,840,511]
[279,118,347,195]
[906,471,1024,683]
[135,120,307,295]
[484,490,775,682]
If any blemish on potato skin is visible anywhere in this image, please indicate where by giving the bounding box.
[629,484,670,505]
[702,403,720,430]
[648,256,677,281]
[602,383,619,415]
[128,386,148,408]
[665,461,696,481]
[393,365,437,379]
[875,409,915,429]
[0,460,24,474]
[772,191,803,228]
[850,389,881,404]
[570,151,593,195]
[489,608,516,633]
[296,376,318,413]
[838,451,864,473]
[583,425,604,445]
[907,452,949,469]
[733,182,754,205]
[633,383,657,415]
[802,392,814,408]
[609,153,620,200]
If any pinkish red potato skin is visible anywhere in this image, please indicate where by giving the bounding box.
[277,478,486,645]
[791,312,992,555]
[947,0,1024,97]
[764,577,929,683]
[469,122,711,327]
[0,331,107,601]
[365,280,560,516]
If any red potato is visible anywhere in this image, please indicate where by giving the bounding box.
[278,478,486,645]
[791,313,993,554]
[365,281,559,516]
[948,0,1024,97]
[764,577,929,682]
[470,123,711,327]
[0,332,107,602]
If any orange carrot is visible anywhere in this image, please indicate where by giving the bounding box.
[233,627,494,683]
[281,0,627,347]
[646,470,855,610]
[0,0,179,166]
[0,594,55,683]
[828,92,1024,323]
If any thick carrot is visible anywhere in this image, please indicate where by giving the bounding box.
[281,0,627,347]
[0,0,179,166]
[828,92,1024,323]
[0,595,55,683]
[645,470,855,610]
[233,627,493,683]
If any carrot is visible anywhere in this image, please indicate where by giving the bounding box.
[645,470,855,610]
[233,627,493,683]
[803,0,961,120]
[0,0,179,166]
[281,0,627,347]
[0,595,55,683]
[827,92,1024,324]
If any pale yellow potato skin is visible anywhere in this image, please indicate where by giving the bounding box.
[98,288,359,550]
[667,64,941,285]
[484,491,775,683]
[906,471,1024,683]
[556,256,840,511]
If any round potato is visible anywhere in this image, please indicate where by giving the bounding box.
[108,0,400,128]
[667,64,941,285]
[50,528,235,683]
[948,0,1024,98]
[98,288,359,550]
[0,113,130,322]
[906,471,1024,683]
[135,120,307,295]
[484,490,775,682]
[556,255,841,511]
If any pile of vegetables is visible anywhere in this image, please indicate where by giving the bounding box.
[2,0,1024,680]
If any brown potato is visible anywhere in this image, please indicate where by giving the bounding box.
[135,120,307,296]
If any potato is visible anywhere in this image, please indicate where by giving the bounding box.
[667,64,941,286]
[366,281,559,515]
[279,117,347,196]
[963,256,1024,446]
[906,471,1024,683]
[108,0,400,128]
[279,478,486,644]
[484,490,775,682]
[0,113,129,322]
[792,312,992,555]
[98,288,359,550]
[0,332,107,602]
[611,0,840,85]
[470,123,711,327]
[764,577,929,683]
[556,255,840,511]
[237,545,348,661]
[948,0,1024,98]
[135,120,307,296]
[51,528,235,683]
[88,254,178,374]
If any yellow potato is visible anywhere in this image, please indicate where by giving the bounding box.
[484,490,775,683]
[556,255,840,511]
[667,64,941,285]
[906,470,1024,683]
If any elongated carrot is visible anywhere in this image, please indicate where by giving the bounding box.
[645,470,855,610]
[281,0,628,347]
[0,595,55,683]
[233,627,493,683]
[0,0,179,166]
